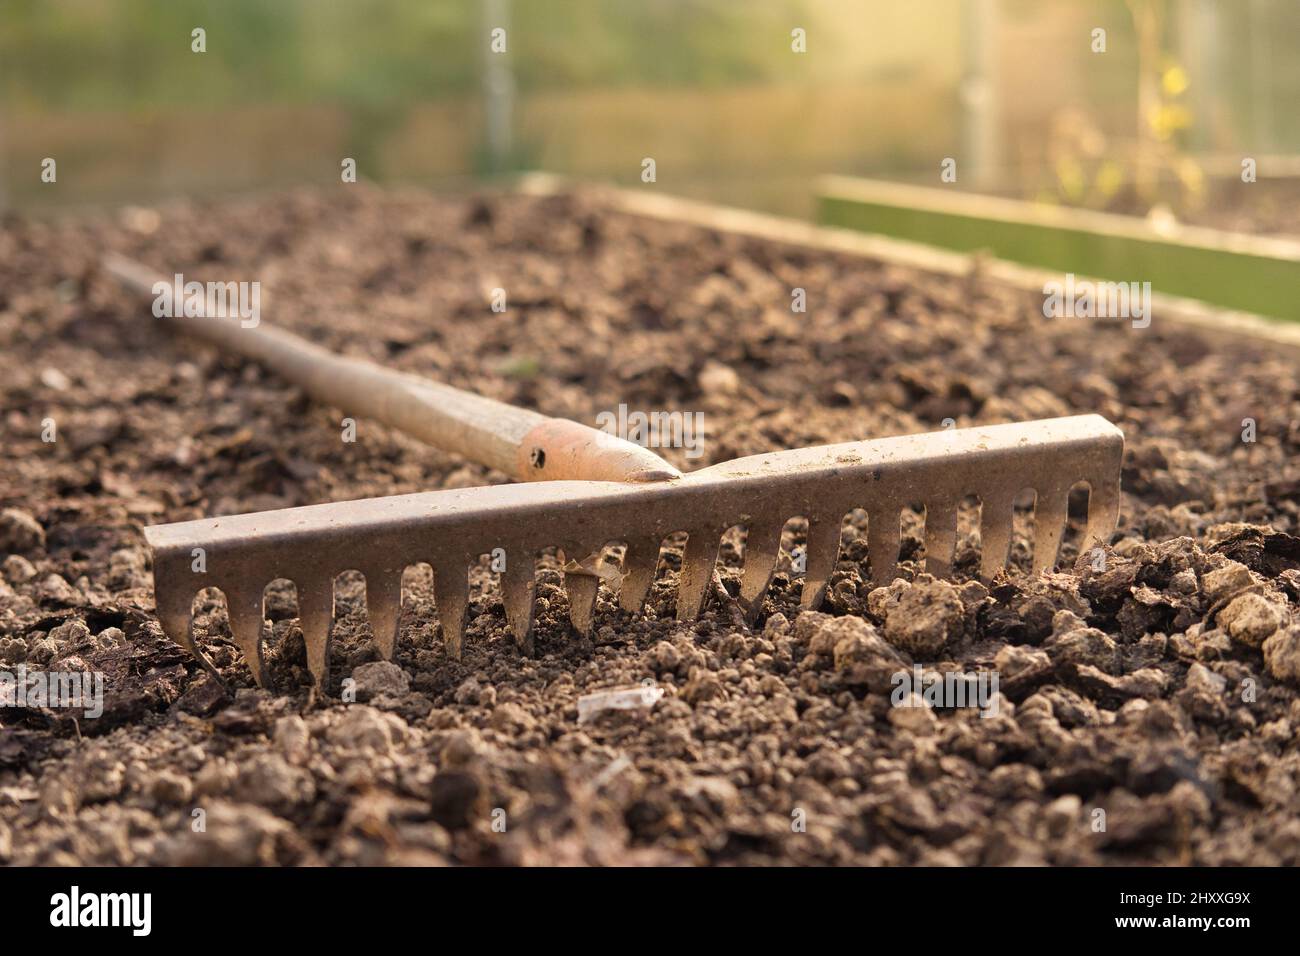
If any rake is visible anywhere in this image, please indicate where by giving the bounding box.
[104,253,1123,691]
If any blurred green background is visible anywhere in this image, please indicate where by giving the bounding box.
[2,0,1298,223]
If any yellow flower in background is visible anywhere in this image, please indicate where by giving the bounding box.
[1148,103,1193,141]
[1161,64,1190,97]
[1094,160,1124,200]
[1174,156,1206,199]
[1054,156,1086,203]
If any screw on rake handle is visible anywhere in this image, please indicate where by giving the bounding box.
[102,254,680,484]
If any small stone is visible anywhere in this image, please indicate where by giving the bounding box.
[79,750,126,802]
[1202,562,1255,604]
[785,608,826,647]
[797,615,857,658]
[1190,628,1233,662]
[680,775,741,811]
[1046,623,1120,675]
[888,694,938,734]
[763,612,790,639]
[273,715,311,764]
[150,771,193,805]
[49,619,90,646]
[698,360,740,396]
[1128,632,1168,669]
[489,701,534,732]
[1185,662,1227,696]
[194,760,238,796]
[235,753,314,810]
[994,644,1051,682]
[106,548,148,590]
[1263,627,1300,686]
[0,508,45,554]
[429,770,484,830]
[2,554,36,584]
[1260,717,1293,745]
[958,579,989,608]
[680,667,725,705]
[808,747,853,782]
[830,621,909,692]
[1219,593,1286,648]
[439,730,482,768]
[866,579,910,620]
[214,673,273,728]
[1075,665,1170,698]
[350,660,411,701]
[40,777,78,821]
[648,641,680,673]
[988,764,1044,800]
[27,638,57,665]
[1051,609,1087,633]
[1112,537,1154,560]
[326,706,406,753]
[828,577,859,611]
[36,574,78,605]
[175,673,227,716]
[758,674,788,696]
[40,367,71,391]
[454,677,484,705]
[1042,794,1082,838]
[882,575,964,658]
[0,637,26,664]
[799,613,846,657]
[828,381,861,407]
[95,626,126,650]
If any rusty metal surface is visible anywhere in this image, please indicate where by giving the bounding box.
[147,415,1123,689]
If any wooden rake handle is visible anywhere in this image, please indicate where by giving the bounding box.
[103,254,680,484]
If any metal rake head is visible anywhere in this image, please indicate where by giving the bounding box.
[146,415,1123,690]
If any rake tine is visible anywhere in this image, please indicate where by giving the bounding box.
[739,517,785,622]
[565,571,601,637]
[978,491,1016,582]
[433,563,469,659]
[1081,480,1120,558]
[677,529,721,621]
[868,506,902,586]
[923,500,958,579]
[500,554,537,653]
[799,514,842,610]
[363,567,403,661]
[1032,483,1071,573]
[298,577,335,689]
[618,538,660,614]
[225,585,273,690]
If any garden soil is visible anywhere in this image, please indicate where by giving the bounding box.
[2,187,1299,865]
